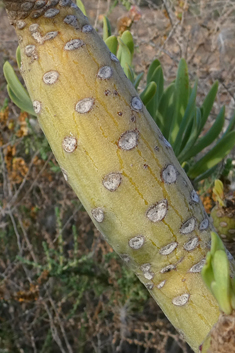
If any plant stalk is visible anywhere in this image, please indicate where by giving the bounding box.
[3,1,235,351]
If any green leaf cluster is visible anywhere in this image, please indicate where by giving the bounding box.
[103,15,235,182]
[3,48,36,117]
[201,232,235,315]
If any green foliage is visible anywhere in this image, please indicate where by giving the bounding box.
[140,81,157,106]
[75,0,87,15]
[104,22,235,183]
[3,60,36,116]
[146,59,164,119]
[103,16,112,41]
[169,58,189,147]
[201,232,235,315]
[187,131,235,179]
[105,35,118,54]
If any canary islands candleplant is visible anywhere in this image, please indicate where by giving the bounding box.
[2,1,235,352]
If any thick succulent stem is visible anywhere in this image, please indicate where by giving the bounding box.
[3,1,235,351]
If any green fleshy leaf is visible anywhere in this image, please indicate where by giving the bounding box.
[3,61,31,104]
[211,250,231,315]
[178,107,201,164]
[201,232,224,292]
[221,109,235,137]
[181,106,225,161]
[76,0,87,15]
[121,30,134,60]
[200,80,218,132]
[182,161,189,173]
[7,85,35,116]
[187,131,235,179]
[178,117,193,153]
[117,38,132,78]
[105,35,118,55]
[146,65,164,118]
[103,16,112,41]
[193,165,218,184]
[210,231,225,253]
[155,83,175,138]
[140,82,157,106]
[126,65,135,84]
[3,61,35,115]
[201,232,233,315]
[201,251,214,291]
[147,59,161,84]
[169,59,189,146]
[133,72,144,89]
[173,79,198,156]
[16,46,21,69]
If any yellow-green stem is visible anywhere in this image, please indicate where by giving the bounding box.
[3,1,235,351]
